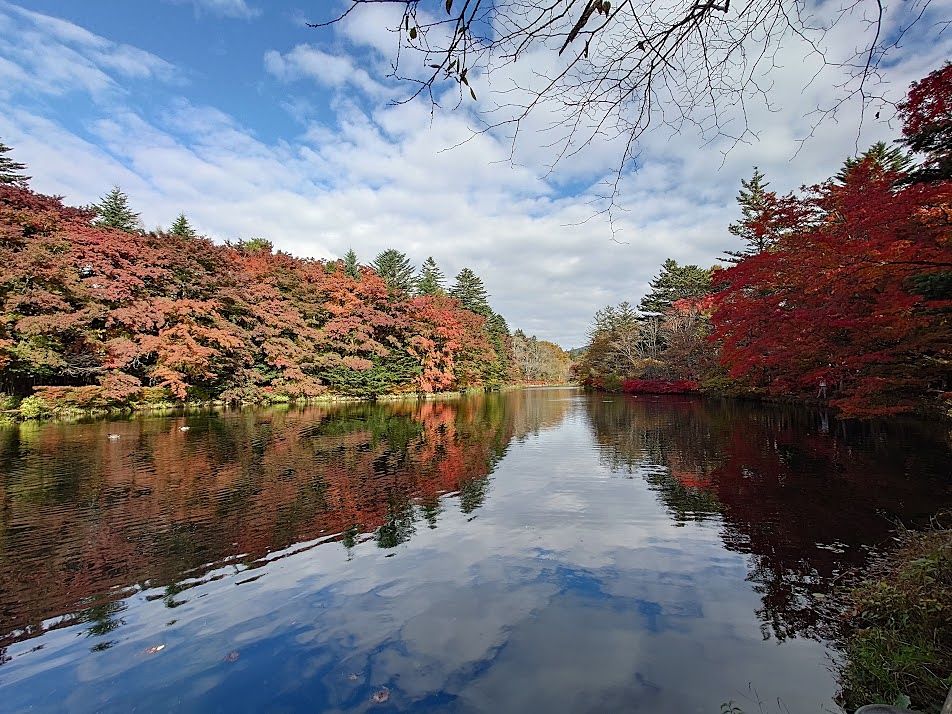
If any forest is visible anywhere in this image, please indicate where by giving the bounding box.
[1,64,948,421]
[0,160,571,417]
[575,63,952,418]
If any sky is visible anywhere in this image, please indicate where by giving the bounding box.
[1,0,950,347]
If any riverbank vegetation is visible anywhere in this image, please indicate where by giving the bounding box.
[575,63,952,419]
[836,521,951,713]
[0,165,570,418]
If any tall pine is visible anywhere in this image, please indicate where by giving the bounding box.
[450,268,491,316]
[0,140,30,187]
[722,167,775,263]
[484,312,514,386]
[416,256,446,296]
[94,186,140,232]
[372,249,415,294]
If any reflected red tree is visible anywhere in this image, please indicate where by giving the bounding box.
[586,395,952,640]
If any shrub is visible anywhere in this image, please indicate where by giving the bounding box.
[18,395,49,419]
[33,386,103,410]
[837,525,951,714]
[140,386,173,404]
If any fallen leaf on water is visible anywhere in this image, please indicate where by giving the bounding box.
[371,688,390,703]
[145,645,166,655]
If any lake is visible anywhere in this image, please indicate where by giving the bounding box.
[0,388,949,713]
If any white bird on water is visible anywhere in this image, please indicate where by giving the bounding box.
[179,426,190,432]
[107,433,120,440]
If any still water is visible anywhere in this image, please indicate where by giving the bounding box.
[0,388,949,713]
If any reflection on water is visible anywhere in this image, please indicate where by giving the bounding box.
[0,389,949,712]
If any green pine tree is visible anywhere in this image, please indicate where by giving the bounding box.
[169,213,197,238]
[450,268,491,316]
[723,167,773,263]
[416,256,447,296]
[372,249,415,294]
[342,249,360,279]
[93,186,140,232]
[836,141,913,183]
[483,312,513,386]
[0,140,30,187]
[639,259,711,315]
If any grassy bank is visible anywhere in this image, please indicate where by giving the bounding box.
[836,520,952,714]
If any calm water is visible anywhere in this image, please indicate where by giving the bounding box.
[0,389,949,713]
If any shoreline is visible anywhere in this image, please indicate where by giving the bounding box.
[586,386,952,422]
[0,383,578,425]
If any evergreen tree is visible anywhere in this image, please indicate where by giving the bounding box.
[639,259,711,315]
[416,256,447,296]
[723,167,774,263]
[372,249,415,294]
[93,186,140,232]
[169,213,197,238]
[0,140,30,187]
[343,249,360,279]
[483,312,513,385]
[450,268,491,316]
[836,141,913,183]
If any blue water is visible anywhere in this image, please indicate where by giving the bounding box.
[0,389,949,712]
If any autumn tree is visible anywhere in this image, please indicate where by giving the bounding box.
[711,160,951,416]
[416,256,446,296]
[659,297,717,381]
[0,140,29,187]
[897,63,952,184]
[711,66,952,416]
[639,259,711,315]
[372,249,415,295]
[576,301,663,387]
[93,187,140,233]
[0,182,530,407]
[169,213,197,238]
[512,330,572,382]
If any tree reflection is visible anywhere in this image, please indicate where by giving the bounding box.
[0,389,573,651]
[585,395,952,641]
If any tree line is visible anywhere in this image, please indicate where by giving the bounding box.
[0,160,571,415]
[575,63,951,418]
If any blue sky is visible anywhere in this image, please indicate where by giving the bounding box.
[1,0,950,346]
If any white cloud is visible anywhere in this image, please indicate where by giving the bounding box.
[0,1,177,100]
[265,44,389,97]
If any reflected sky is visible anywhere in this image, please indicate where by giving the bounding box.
[0,389,949,713]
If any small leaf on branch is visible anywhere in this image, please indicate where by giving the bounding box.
[470,86,477,100]
[409,26,417,40]
[446,0,453,12]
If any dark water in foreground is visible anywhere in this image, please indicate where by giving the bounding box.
[0,389,949,713]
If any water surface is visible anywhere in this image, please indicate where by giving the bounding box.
[0,389,949,712]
